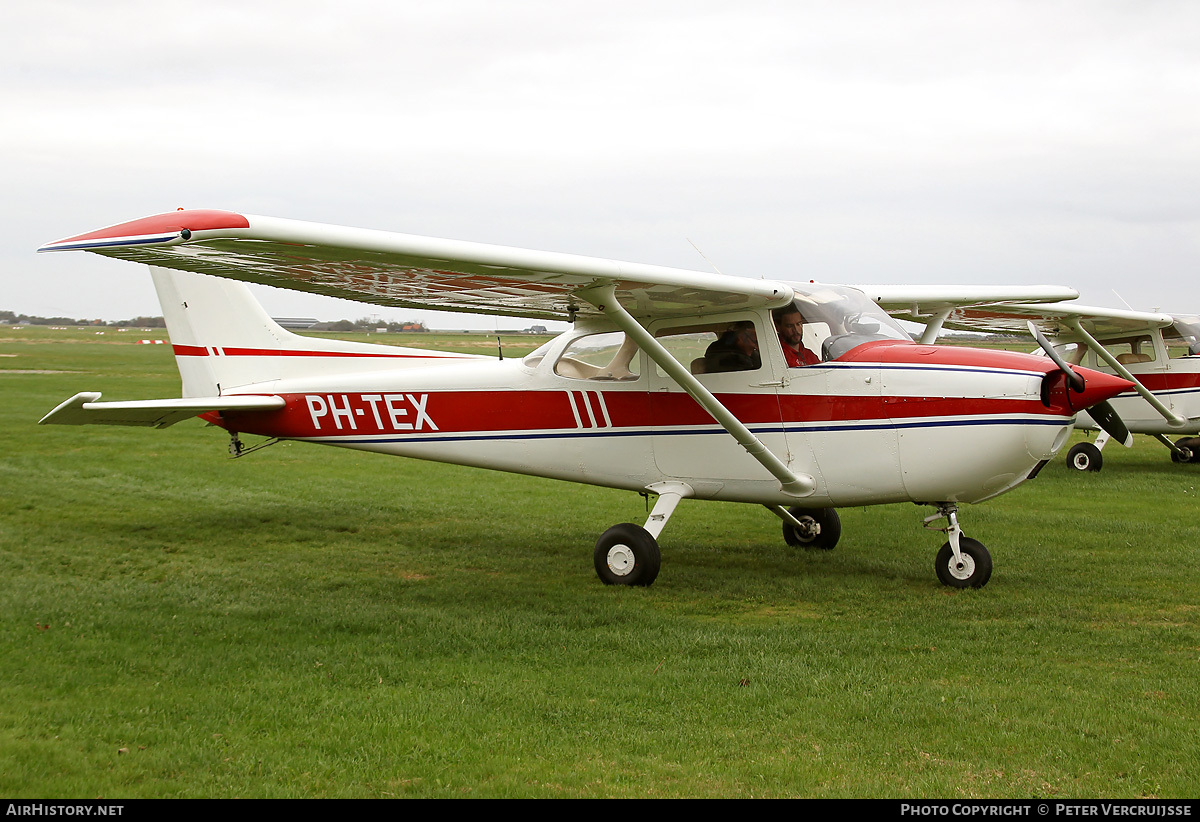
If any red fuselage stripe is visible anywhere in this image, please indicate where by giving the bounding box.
[172,344,466,360]
[210,389,1063,439]
[1128,372,1200,391]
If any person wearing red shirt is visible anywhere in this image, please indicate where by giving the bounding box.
[773,305,820,367]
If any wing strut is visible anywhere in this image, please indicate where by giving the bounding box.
[917,308,954,345]
[576,284,815,498]
[1064,319,1187,428]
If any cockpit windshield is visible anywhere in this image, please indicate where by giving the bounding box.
[1171,314,1200,356]
[785,283,914,361]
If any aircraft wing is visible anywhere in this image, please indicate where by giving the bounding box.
[39,392,285,428]
[850,284,1083,344]
[39,209,794,322]
[881,300,1175,341]
[858,285,1082,320]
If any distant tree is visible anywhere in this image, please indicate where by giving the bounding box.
[109,316,165,328]
[30,316,82,326]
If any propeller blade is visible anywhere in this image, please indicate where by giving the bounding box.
[1027,321,1085,392]
[1088,400,1134,447]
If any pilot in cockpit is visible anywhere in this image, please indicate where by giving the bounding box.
[773,305,821,367]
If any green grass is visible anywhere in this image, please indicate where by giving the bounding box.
[1,326,1198,798]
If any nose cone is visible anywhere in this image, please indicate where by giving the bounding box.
[1041,366,1134,416]
[1067,367,1135,412]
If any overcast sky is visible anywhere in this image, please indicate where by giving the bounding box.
[3,0,1198,328]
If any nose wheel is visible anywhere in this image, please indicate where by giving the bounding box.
[925,504,992,589]
[934,537,992,588]
[1067,442,1103,472]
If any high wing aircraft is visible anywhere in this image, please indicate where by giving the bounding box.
[37,209,1134,589]
[868,291,1200,471]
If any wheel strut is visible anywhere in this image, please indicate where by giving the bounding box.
[594,482,692,587]
[924,503,993,589]
[924,503,964,565]
[642,482,692,538]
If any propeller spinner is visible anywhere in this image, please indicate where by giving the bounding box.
[1027,321,1133,447]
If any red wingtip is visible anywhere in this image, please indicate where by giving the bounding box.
[40,209,249,252]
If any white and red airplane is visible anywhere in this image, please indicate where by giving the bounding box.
[871,295,1200,471]
[37,209,1134,589]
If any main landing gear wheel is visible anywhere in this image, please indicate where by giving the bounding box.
[594,523,661,587]
[1171,437,1200,464]
[1067,442,1103,472]
[782,507,841,550]
[935,537,993,589]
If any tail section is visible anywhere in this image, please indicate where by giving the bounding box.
[150,265,289,396]
[149,266,476,396]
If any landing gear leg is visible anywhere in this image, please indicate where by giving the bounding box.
[924,504,993,589]
[594,482,692,587]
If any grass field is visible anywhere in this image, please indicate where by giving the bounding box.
[1,326,1198,798]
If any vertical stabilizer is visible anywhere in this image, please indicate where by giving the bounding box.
[150,266,291,396]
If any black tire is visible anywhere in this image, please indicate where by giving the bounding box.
[934,537,993,589]
[594,523,661,586]
[782,507,841,550]
[1172,437,1200,464]
[1067,442,1102,472]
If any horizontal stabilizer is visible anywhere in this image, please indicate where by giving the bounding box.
[39,392,285,429]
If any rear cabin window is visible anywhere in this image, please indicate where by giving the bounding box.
[654,319,763,376]
[1102,336,1156,366]
[553,332,640,381]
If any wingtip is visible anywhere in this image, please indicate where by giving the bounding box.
[37,209,250,253]
[39,391,102,425]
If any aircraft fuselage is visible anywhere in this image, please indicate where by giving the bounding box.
[209,315,1126,509]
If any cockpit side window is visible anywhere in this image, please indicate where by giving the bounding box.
[1169,316,1200,357]
[771,304,823,366]
[785,285,914,361]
